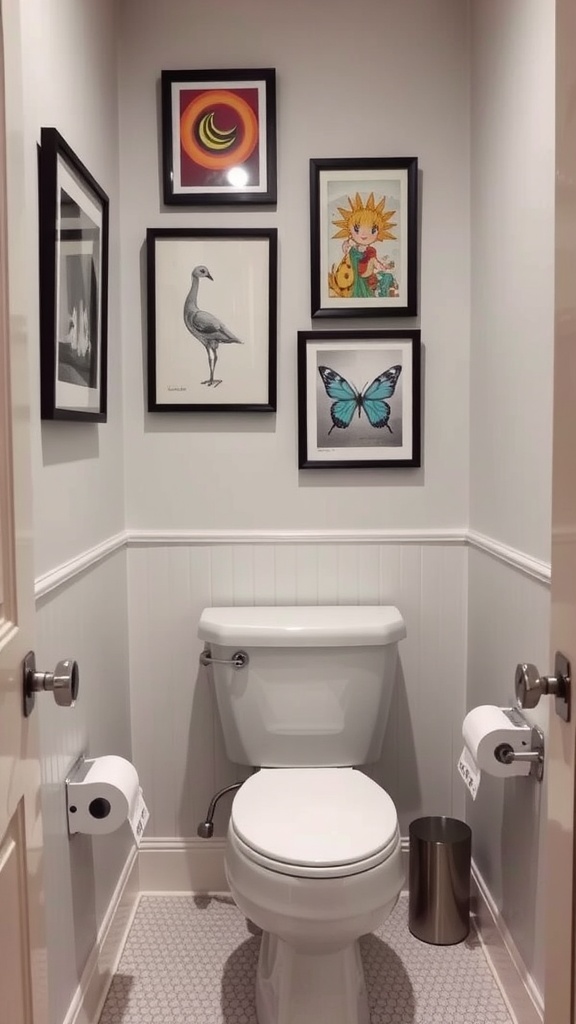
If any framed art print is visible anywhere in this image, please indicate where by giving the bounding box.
[161,68,277,205]
[38,127,109,421]
[310,157,418,318]
[147,228,277,412]
[298,329,421,468]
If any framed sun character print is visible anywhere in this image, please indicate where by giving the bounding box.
[310,157,418,317]
[161,69,277,205]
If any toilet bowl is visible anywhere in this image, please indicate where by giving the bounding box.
[225,768,404,1024]
[197,605,407,1024]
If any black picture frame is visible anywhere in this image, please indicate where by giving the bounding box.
[310,157,418,318]
[161,68,277,206]
[38,127,109,421]
[298,329,421,469]
[147,228,277,412]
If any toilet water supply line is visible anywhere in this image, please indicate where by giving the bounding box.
[196,781,245,838]
[197,645,254,836]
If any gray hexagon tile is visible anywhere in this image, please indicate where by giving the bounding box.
[98,893,514,1023]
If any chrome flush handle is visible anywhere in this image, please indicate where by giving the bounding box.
[199,647,249,670]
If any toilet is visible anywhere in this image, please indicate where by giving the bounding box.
[197,605,406,1024]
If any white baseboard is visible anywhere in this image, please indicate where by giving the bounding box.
[142,838,406,895]
[63,846,139,1024]
[471,860,543,1023]
[138,837,228,893]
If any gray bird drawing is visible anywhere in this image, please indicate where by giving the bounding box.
[183,265,242,387]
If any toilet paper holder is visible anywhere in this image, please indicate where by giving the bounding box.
[64,752,149,843]
[65,754,91,835]
[494,711,545,782]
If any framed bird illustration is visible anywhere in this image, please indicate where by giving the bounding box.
[147,227,277,412]
[297,329,421,468]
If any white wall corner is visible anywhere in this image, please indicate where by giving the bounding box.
[401,839,542,1021]
[62,846,139,1024]
[471,860,543,1023]
[138,837,228,894]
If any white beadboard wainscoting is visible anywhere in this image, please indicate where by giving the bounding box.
[34,547,136,1024]
[126,533,469,843]
[34,529,550,1024]
[467,544,551,1008]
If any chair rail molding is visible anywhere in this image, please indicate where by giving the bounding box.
[128,527,468,547]
[35,530,128,599]
[467,530,550,585]
[34,526,551,600]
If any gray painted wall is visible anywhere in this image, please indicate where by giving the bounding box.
[15,3,131,1024]
[468,0,554,997]
[11,0,554,1018]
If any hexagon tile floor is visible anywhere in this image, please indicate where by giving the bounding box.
[98,893,514,1024]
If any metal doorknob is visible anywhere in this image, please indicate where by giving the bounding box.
[23,651,80,717]
[514,653,571,722]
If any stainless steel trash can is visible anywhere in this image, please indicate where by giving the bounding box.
[408,816,471,945]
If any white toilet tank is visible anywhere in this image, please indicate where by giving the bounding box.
[198,606,406,768]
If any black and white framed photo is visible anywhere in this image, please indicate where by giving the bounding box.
[147,228,277,412]
[38,127,109,421]
[298,329,421,469]
[310,157,418,318]
[161,69,277,206]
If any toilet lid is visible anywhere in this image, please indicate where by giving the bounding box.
[230,769,398,871]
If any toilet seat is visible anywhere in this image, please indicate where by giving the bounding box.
[230,768,400,879]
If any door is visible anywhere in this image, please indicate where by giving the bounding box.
[543,0,576,1020]
[0,1,48,1022]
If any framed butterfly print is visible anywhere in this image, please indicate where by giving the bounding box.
[298,330,421,469]
[161,69,277,205]
[310,157,418,318]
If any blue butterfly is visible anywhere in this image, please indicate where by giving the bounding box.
[318,364,402,434]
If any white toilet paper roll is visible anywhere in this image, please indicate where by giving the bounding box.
[67,755,141,835]
[462,705,532,778]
